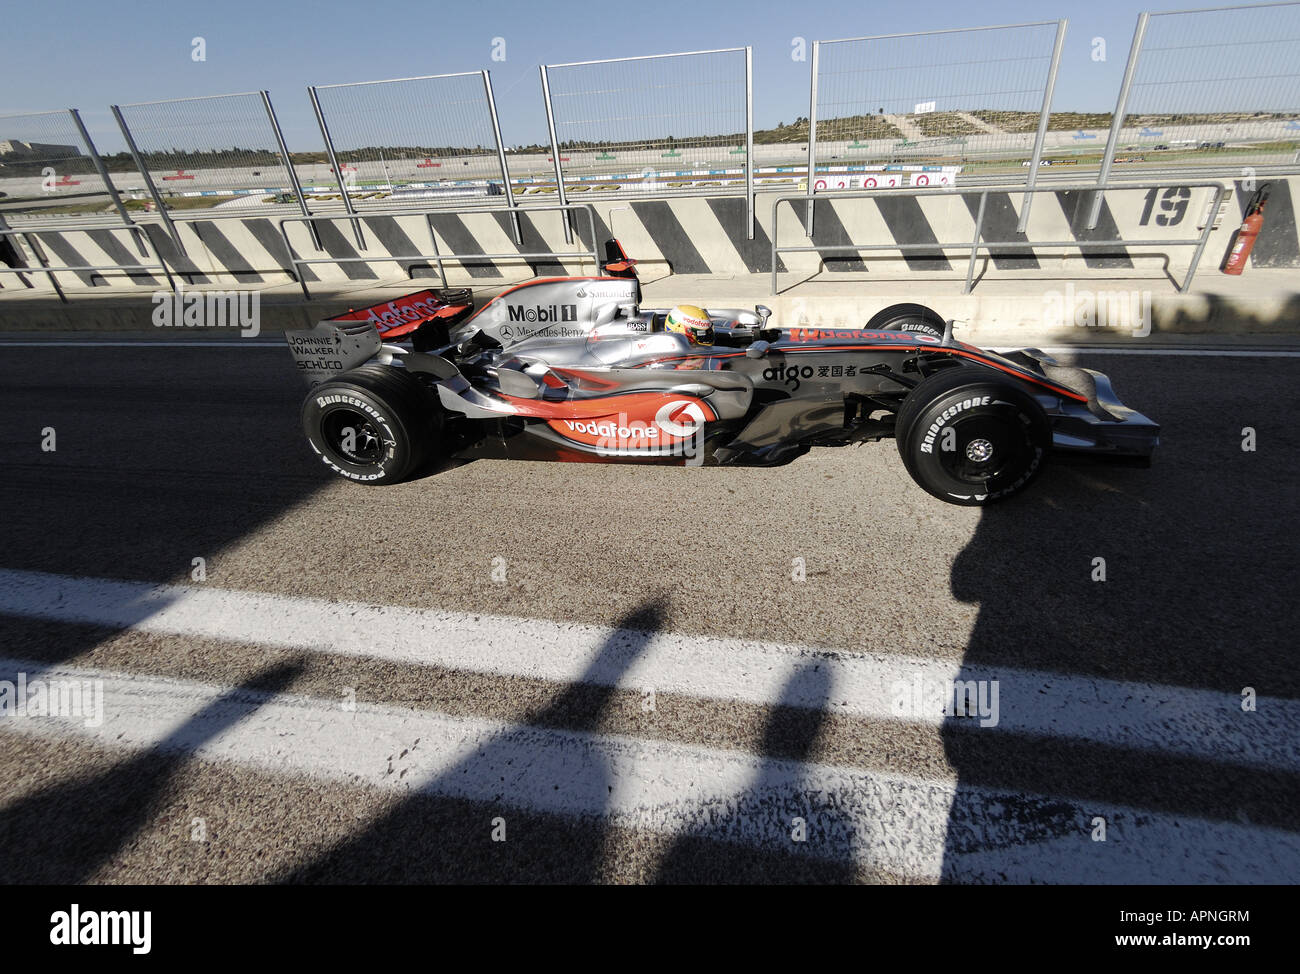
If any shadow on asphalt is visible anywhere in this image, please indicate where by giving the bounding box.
[0,348,328,680]
[275,607,862,883]
[652,662,858,884]
[941,357,1300,881]
[275,602,664,883]
[4,347,1297,882]
[0,661,303,883]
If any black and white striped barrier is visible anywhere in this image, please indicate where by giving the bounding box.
[2,178,1296,293]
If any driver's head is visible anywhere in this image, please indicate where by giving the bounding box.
[665,305,714,346]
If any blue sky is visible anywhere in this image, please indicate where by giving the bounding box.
[1,0,1185,152]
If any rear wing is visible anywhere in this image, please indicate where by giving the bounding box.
[285,319,384,384]
[285,287,474,385]
[326,287,474,340]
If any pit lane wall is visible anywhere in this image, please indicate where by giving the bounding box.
[2,177,1297,293]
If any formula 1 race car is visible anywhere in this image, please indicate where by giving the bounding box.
[284,241,1158,505]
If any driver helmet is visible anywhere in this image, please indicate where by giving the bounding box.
[665,305,714,346]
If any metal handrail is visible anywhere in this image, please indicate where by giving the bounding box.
[276,202,602,300]
[0,224,176,304]
[771,180,1228,295]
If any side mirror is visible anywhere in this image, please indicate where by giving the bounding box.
[755,304,773,326]
[745,340,771,359]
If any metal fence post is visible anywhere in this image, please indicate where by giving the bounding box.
[68,108,136,240]
[1018,20,1067,232]
[1088,12,1149,230]
[770,204,779,295]
[745,46,755,240]
[308,85,365,249]
[539,65,572,245]
[804,41,819,237]
[1181,183,1224,292]
[110,104,184,254]
[261,90,320,251]
[965,190,988,293]
[483,70,522,246]
[0,216,30,290]
[22,231,66,302]
[422,213,448,288]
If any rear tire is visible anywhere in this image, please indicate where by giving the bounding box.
[301,365,438,485]
[867,302,947,342]
[895,368,1050,505]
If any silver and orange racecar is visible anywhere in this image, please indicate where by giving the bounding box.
[285,241,1157,504]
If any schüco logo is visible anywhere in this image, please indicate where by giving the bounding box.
[508,304,577,323]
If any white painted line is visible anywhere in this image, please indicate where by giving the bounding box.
[1,568,1295,774]
[2,657,1294,883]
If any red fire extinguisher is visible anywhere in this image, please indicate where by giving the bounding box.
[1222,185,1269,275]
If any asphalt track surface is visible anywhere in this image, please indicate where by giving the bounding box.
[0,339,1297,883]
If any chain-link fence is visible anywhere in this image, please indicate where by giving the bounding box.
[6,9,1300,294]
[110,92,304,221]
[308,72,511,213]
[1099,2,1300,177]
[0,109,126,226]
[808,22,1065,186]
[539,48,752,203]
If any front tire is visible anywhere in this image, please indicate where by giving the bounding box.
[301,365,436,485]
[895,368,1050,505]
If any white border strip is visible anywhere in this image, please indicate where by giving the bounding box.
[1,568,1296,773]
[3,657,1295,883]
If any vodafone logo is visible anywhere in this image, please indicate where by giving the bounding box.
[547,395,713,451]
[655,399,707,437]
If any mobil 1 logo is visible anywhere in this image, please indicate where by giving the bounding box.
[507,303,577,324]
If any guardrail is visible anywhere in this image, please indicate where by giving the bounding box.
[276,203,601,300]
[0,223,176,303]
[771,180,1227,295]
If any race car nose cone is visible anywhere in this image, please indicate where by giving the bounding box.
[965,438,994,463]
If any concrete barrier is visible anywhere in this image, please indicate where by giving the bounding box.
[2,176,1298,336]
[5,177,1297,288]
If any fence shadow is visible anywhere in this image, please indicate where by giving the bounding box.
[653,662,859,883]
[0,661,302,883]
[275,602,663,883]
[940,408,1300,882]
